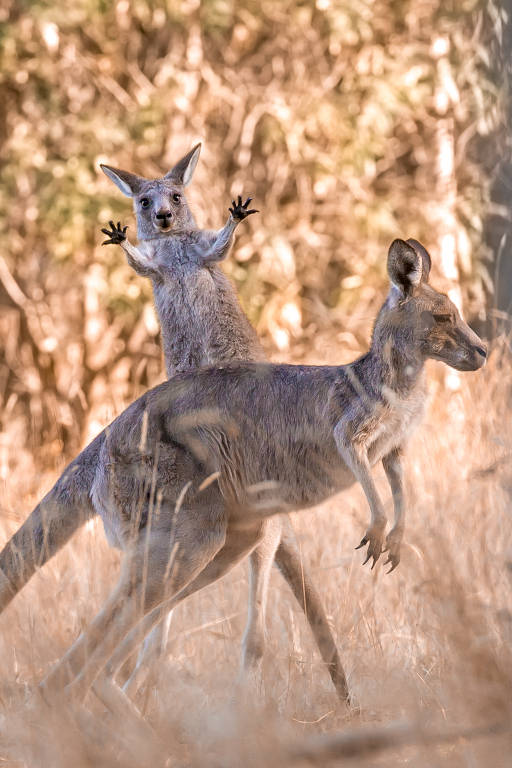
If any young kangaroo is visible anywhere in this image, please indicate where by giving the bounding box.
[31,237,486,703]
[99,144,347,698]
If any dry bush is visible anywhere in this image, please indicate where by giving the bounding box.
[0,0,506,468]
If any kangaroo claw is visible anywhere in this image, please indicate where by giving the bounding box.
[356,526,385,568]
[383,528,402,573]
[384,554,399,574]
[229,195,259,221]
[101,220,128,245]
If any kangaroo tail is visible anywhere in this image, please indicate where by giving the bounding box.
[274,517,350,703]
[0,433,103,613]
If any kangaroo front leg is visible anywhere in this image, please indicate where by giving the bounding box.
[201,196,258,263]
[101,221,157,277]
[382,448,405,573]
[334,422,387,568]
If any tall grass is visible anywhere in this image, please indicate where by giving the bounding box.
[0,336,510,767]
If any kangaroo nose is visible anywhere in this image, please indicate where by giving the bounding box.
[156,210,172,220]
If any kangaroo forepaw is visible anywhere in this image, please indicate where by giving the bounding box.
[101,220,128,245]
[229,195,259,221]
[382,529,403,573]
[355,525,385,569]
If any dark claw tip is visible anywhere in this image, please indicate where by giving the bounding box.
[355,537,368,550]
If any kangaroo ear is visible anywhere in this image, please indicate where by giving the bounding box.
[406,238,432,283]
[100,165,146,197]
[387,239,423,295]
[164,143,201,187]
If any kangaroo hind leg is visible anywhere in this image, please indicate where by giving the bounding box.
[41,499,227,703]
[239,516,282,693]
[275,516,350,703]
[101,519,267,688]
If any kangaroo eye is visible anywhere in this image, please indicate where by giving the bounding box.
[433,313,452,323]
[140,198,150,208]
[172,193,181,204]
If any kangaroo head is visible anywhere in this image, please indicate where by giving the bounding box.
[375,238,487,372]
[100,143,201,240]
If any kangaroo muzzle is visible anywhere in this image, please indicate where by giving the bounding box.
[454,330,487,371]
[467,342,487,370]
[155,210,173,230]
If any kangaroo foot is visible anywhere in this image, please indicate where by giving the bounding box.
[229,195,258,221]
[355,523,386,569]
[382,527,403,573]
[101,220,128,245]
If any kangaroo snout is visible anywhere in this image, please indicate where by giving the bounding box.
[464,324,487,370]
[470,342,487,369]
[155,209,173,231]
[455,333,487,371]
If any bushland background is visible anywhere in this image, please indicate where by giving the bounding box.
[0,1,511,766]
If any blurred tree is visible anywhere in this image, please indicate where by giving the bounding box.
[0,0,506,482]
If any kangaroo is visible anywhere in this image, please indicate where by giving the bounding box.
[6,238,485,704]
[98,144,347,698]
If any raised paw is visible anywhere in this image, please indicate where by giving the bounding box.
[382,528,403,574]
[101,220,128,245]
[355,524,386,570]
[229,195,259,222]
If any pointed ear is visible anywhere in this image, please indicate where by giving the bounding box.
[100,165,146,197]
[387,239,423,295]
[406,238,432,283]
[164,143,201,187]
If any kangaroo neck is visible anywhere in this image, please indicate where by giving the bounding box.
[365,337,425,397]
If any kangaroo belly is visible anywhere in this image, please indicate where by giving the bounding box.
[214,434,356,515]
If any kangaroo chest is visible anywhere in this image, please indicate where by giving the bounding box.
[364,385,427,464]
[152,265,239,374]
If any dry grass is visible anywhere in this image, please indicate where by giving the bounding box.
[0,337,510,767]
